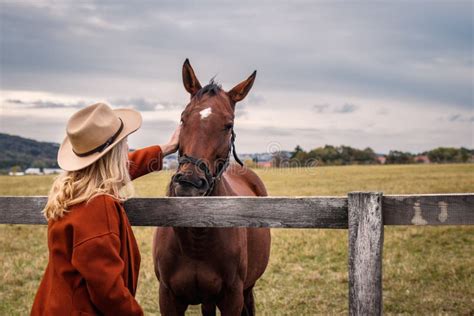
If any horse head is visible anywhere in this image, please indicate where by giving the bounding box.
[170,59,256,197]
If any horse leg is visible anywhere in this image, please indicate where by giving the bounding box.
[216,285,244,316]
[159,283,188,316]
[241,286,255,316]
[201,303,216,316]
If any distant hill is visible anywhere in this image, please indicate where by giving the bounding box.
[0,133,60,171]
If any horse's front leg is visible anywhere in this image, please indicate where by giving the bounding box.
[159,283,188,316]
[216,283,244,316]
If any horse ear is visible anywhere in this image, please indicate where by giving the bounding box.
[182,58,202,97]
[228,70,257,103]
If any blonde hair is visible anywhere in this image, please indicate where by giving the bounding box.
[43,139,134,221]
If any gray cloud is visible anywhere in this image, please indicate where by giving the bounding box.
[334,103,358,114]
[1,1,472,108]
[313,103,330,113]
[109,97,182,111]
[312,103,358,114]
[6,99,85,109]
[246,94,265,105]
[118,117,179,148]
[376,108,390,116]
[6,97,182,112]
[0,1,472,154]
[448,114,474,123]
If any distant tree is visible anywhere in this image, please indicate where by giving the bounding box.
[358,147,377,164]
[32,160,46,172]
[386,151,414,164]
[10,165,22,173]
[291,145,304,159]
[427,147,471,163]
[292,150,310,167]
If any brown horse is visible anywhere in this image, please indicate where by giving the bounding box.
[152,59,271,315]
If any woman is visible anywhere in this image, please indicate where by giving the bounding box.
[31,102,180,315]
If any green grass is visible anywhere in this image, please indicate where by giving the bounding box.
[1,164,473,315]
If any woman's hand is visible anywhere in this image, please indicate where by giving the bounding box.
[161,124,181,156]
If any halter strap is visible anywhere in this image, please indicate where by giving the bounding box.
[175,129,243,196]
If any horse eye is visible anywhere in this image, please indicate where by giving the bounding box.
[224,123,233,130]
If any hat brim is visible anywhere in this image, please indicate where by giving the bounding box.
[57,108,142,171]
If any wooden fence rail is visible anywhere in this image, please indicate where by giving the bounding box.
[0,192,473,315]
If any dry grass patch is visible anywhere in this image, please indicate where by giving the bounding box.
[0,164,473,314]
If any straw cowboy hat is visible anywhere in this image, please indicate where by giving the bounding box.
[58,103,142,171]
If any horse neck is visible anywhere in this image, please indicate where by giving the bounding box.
[171,179,231,257]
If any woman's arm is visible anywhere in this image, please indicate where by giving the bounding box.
[127,125,180,180]
[158,124,180,156]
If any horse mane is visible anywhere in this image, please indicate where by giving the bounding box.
[195,78,222,99]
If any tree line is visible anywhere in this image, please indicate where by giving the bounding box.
[271,145,473,167]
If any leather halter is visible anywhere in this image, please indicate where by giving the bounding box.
[174,129,243,196]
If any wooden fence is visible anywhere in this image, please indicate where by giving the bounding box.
[0,192,473,315]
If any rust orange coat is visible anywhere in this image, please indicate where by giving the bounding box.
[31,146,163,316]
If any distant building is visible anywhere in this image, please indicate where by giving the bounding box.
[9,171,25,176]
[257,161,272,168]
[415,155,431,164]
[25,168,42,175]
[376,155,386,164]
[43,168,62,174]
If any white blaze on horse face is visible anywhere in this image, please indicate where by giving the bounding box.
[199,107,212,120]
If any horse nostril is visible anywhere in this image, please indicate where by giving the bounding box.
[175,175,207,189]
[173,173,183,182]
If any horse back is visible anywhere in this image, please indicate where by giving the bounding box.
[223,163,267,197]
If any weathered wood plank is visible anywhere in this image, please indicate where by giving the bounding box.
[348,192,383,316]
[383,193,474,225]
[0,194,472,227]
[0,196,348,228]
[125,196,348,228]
[0,196,48,225]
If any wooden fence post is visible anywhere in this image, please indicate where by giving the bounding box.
[348,192,384,316]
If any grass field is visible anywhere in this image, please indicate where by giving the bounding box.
[1,164,473,315]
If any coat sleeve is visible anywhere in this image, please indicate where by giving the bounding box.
[71,233,144,316]
[128,145,163,180]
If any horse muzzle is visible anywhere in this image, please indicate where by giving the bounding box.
[171,171,210,196]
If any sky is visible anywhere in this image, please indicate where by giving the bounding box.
[0,0,473,154]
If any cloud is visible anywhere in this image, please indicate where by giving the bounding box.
[312,103,358,114]
[376,108,390,115]
[0,1,472,154]
[109,97,181,111]
[6,99,85,109]
[247,94,265,105]
[334,103,358,114]
[448,114,474,122]
[313,103,330,113]
[1,1,471,108]
[5,97,182,112]
[120,117,180,148]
